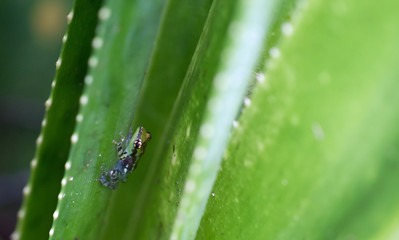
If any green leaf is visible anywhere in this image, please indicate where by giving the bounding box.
[197,0,399,238]
[99,0,214,238]
[48,0,165,238]
[14,0,102,239]
[167,0,277,238]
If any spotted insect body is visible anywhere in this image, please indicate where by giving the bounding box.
[97,126,151,190]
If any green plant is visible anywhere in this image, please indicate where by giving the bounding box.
[14,0,399,239]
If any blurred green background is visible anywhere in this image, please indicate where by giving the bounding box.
[0,0,72,238]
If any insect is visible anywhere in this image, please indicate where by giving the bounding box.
[97,126,151,190]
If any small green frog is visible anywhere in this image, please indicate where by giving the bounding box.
[97,126,151,190]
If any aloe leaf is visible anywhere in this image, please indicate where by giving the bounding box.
[197,0,399,239]
[99,0,214,239]
[169,0,277,238]
[13,1,102,239]
[48,0,166,239]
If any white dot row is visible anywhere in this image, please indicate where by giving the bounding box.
[14,7,113,240]
[50,9,115,236]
